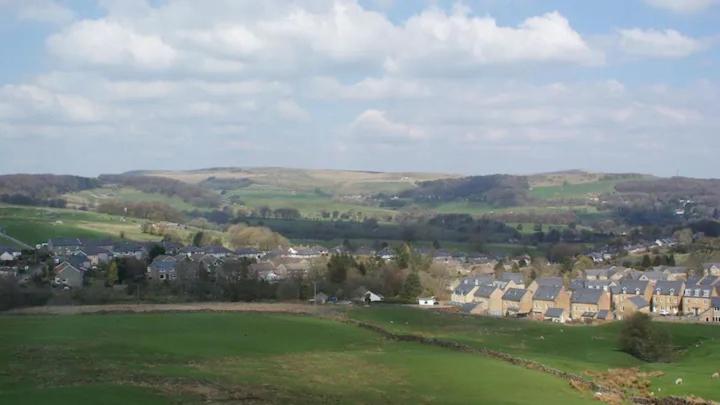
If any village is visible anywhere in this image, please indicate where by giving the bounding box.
[1,236,719,325]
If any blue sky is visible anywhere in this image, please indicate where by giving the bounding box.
[0,0,718,177]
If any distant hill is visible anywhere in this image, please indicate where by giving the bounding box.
[399,175,531,206]
[121,167,459,195]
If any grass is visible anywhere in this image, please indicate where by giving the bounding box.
[64,187,199,212]
[0,312,594,404]
[227,184,397,220]
[0,205,162,245]
[348,306,720,400]
[529,180,622,201]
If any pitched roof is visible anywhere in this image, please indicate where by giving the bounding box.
[585,268,615,277]
[533,285,562,302]
[473,285,499,298]
[502,288,528,302]
[49,237,82,247]
[627,295,649,309]
[500,272,524,284]
[534,277,564,287]
[545,307,565,318]
[610,280,649,295]
[711,297,720,308]
[654,280,684,296]
[569,279,586,291]
[596,310,611,320]
[571,288,604,305]
[640,270,666,281]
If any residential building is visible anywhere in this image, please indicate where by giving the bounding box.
[53,262,84,289]
[652,281,684,315]
[527,276,564,294]
[682,276,719,316]
[501,288,532,317]
[623,296,651,317]
[610,280,652,318]
[544,307,568,323]
[147,255,178,282]
[531,285,570,320]
[703,263,720,277]
[570,288,611,321]
[451,276,494,304]
[471,285,503,316]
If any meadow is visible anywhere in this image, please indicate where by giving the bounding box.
[348,306,720,400]
[0,312,594,405]
[64,187,199,212]
[0,205,161,245]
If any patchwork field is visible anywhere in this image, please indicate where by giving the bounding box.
[0,312,594,405]
[348,307,720,401]
[63,187,198,212]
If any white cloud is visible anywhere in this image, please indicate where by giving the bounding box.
[644,0,718,13]
[618,28,705,58]
[0,0,75,24]
[349,109,426,143]
[47,20,177,70]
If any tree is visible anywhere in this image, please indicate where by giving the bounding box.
[106,261,119,286]
[400,271,422,300]
[618,313,673,362]
[192,231,205,247]
[327,254,354,284]
[148,244,166,261]
[641,254,652,269]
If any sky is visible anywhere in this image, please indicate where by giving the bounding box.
[0,0,718,178]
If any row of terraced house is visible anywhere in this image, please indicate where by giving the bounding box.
[451,265,720,324]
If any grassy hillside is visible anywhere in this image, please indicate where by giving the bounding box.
[0,205,162,245]
[129,167,457,195]
[349,307,720,401]
[0,312,593,404]
[63,187,198,211]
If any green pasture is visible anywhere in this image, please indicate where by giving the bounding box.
[0,312,593,404]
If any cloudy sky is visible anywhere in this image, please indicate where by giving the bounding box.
[0,0,718,177]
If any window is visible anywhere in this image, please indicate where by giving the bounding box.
[159,274,166,280]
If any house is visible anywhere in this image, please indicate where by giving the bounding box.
[527,277,564,294]
[654,266,688,281]
[418,297,438,306]
[501,288,532,317]
[112,242,147,260]
[682,276,719,316]
[236,247,265,260]
[570,288,611,321]
[200,245,234,258]
[147,255,178,282]
[639,270,666,282]
[53,261,84,289]
[286,246,328,259]
[360,290,384,303]
[499,272,525,289]
[596,309,614,322]
[451,276,494,304]
[544,307,568,323]
[610,280,652,318]
[703,263,720,277]
[651,280,684,315]
[78,245,112,266]
[699,297,720,323]
[623,296,651,317]
[0,246,21,262]
[48,237,83,255]
[471,285,503,316]
[376,247,396,260]
[585,280,615,292]
[584,267,616,281]
[531,285,570,320]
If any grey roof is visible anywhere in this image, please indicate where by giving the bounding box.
[0,245,20,254]
[654,280,684,296]
[585,268,615,277]
[569,279,586,291]
[703,263,720,270]
[236,247,262,255]
[149,255,177,272]
[500,272,524,284]
[627,295,649,309]
[656,266,688,275]
[460,303,477,313]
[455,276,494,295]
[571,288,604,305]
[474,285,499,298]
[79,245,110,256]
[586,280,612,290]
[684,281,715,297]
[610,280,649,295]
[533,285,562,302]
[596,310,611,320]
[502,288,528,302]
[202,245,233,254]
[545,307,565,318]
[49,237,82,247]
[699,275,719,286]
[711,297,720,308]
[640,270,666,281]
[535,277,564,287]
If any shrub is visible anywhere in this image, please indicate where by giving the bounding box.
[618,312,673,362]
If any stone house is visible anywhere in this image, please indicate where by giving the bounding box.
[501,288,532,317]
[570,288,611,321]
[470,285,503,316]
[651,280,684,315]
[531,285,570,321]
[682,276,719,316]
[610,280,652,319]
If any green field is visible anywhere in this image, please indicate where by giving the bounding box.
[529,180,622,201]
[64,187,199,212]
[0,312,593,404]
[348,307,720,400]
[0,205,161,245]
